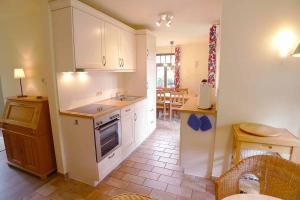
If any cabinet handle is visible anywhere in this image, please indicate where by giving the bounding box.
[125,108,131,112]
[151,121,154,124]
[134,113,137,121]
[147,49,149,57]
[102,56,106,66]
[108,153,115,159]
[150,109,154,112]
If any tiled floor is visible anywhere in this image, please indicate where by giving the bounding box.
[24,120,215,200]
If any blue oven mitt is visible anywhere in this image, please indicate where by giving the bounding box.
[187,114,201,131]
[199,115,212,131]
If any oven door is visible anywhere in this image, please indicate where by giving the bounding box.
[95,118,120,162]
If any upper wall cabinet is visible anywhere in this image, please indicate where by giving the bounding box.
[73,9,104,69]
[50,0,136,72]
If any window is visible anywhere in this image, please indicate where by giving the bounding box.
[156,54,175,88]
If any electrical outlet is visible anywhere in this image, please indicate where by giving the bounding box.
[96,90,102,96]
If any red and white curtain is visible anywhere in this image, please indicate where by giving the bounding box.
[174,47,181,88]
[208,25,217,87]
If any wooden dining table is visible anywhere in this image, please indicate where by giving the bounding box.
[223,194,282,200]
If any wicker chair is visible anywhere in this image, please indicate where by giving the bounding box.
[215,155,300,200]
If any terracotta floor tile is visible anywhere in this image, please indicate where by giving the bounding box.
[125,183,152,196]
[159,157,178,165]
[147,160,166,168]
[136,148,154,155]
[133,162,154,171]
[172,171,184,178]
[191,191,215,200]
[160,144,176,149]
[152,167,173,176]
[118,165,141,175]
[122,160,135,167]
[158,175,182,186]
[165,163,183,172]
[138,170,161,180]
[166,185,193,198]
[181,179,206,192]
[104,177,129,189]
[133,152,160,161]
[164,148,179,154]
[143,179,167,191]
[110,170,126,179]
[171,154,180,159]
[153,151,171,158]
[122,174,145,185]
[152,146,165,152]
[150,189,177,200]
[128,156,148,164]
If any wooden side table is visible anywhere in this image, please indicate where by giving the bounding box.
[232,124,300,165]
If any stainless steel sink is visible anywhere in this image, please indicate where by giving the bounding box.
[114,95,140,101]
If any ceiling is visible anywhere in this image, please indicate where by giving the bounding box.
[79,0,222,46]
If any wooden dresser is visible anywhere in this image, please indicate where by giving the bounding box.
[232,124,300,165]
[1,96,56,178]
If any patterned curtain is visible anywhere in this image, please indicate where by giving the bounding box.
[174,47,181,88]
[208,25,217,87]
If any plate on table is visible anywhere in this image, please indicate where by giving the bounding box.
[239,123,281,137]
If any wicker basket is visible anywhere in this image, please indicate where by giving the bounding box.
[110,193,153,200]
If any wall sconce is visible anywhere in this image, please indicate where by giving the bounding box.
[272,29,296,57]
[292,43,300,57]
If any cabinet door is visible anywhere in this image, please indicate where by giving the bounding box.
[121,106,134,149]
[73,8,103,69]
[21,135,39,172]
[2,130,22,166]
[104,22,121,69]
[134,101,147,144]
[146,34,156,61]
[120,30,136,70]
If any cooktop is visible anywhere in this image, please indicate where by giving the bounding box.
[68,104,117,115]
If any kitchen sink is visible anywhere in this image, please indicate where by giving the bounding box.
[114,95,140,101]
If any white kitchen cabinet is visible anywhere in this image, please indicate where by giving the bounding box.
[120,29,136,70]
[73,8,104,69]
[104,22,121,70]
[121,105,135,157]
[98,147,122,180]
[50,0,136,72]
[134,100,147,145]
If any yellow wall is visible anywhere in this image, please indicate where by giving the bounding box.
[213,0,300,176]
[157,41,209,96]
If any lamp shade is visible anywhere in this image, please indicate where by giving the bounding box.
[292,43,300,57]
[14,68,25,79]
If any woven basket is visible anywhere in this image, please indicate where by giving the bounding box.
[110,193,153,200]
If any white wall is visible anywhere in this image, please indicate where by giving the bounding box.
[57,72,124,110]
[213,0,300,176]
[0,0,68,173]
[157,41,209,96]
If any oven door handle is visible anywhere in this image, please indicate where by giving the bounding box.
[95,118,119,132]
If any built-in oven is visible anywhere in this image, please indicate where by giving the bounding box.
[94,110,121,162]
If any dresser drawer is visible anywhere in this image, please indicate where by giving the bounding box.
[241,142,291,154]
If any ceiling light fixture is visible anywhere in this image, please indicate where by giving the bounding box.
[156,13,174,27]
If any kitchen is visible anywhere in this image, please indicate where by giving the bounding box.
[1,0,300,199]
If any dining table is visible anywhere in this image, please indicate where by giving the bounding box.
[223,194,282,200]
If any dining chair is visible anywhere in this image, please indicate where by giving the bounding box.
[156,90,166,119]
[215,155,300,200]
[176,88,189,95]
[169,91,185,120]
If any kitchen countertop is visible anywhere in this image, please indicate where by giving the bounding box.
[60,96,146,119]
[178,96,217,116]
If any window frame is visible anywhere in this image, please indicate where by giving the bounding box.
[156,53,175,88]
